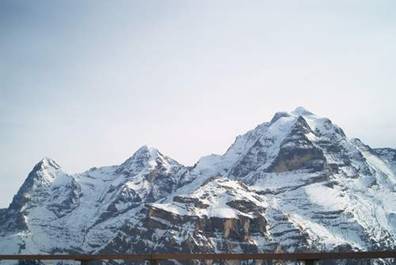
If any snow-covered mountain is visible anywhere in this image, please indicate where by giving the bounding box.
[1,107,396,260]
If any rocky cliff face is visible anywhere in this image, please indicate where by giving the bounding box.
[1,107,396,264]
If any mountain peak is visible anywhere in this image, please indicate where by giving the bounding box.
[130,145,161,162]
[119,145,163,172]
[34,157,61,171]
[270,107,315,124]
[270,111,291,124]
[291,106,314,116]
[7,157,62,211]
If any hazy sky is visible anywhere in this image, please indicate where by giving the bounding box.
[1,0,395,208]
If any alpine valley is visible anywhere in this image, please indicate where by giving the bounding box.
[1,107,396,264]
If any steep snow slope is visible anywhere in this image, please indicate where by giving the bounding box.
[1,107,396,264]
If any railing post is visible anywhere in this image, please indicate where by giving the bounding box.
[80,260,92,265]
[149,259,159,265]
[302,259,317,265]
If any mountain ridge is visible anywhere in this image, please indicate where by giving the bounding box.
[1,107,396,264]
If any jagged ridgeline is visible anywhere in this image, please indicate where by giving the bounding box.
[1,107,396,264]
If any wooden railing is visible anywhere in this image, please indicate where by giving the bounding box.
[1,251,396,265]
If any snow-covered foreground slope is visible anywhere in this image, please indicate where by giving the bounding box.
[1,107,396,264]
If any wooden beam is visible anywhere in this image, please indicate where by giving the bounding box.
[0,251,395,262]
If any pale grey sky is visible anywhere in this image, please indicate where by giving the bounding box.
[1,0,395,208]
